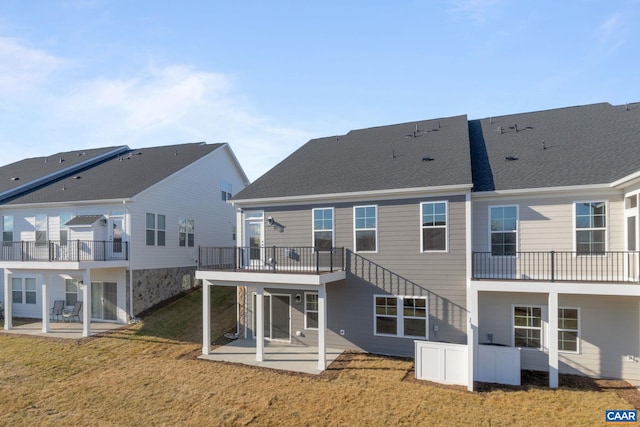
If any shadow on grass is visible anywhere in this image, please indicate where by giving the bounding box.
[98,286,237,346]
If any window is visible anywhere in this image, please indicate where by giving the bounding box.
[2,215,13,243]
[305,293,318,329]
[59,213,72,246]
[313,208,334,251]
[354,205,377,252]
[490,206,517,256]
[65,278,79,306]
[12,277,36,305]
[35,214,47,245]
[146,213,156,246]
[576,202,606,254]
[232,225,237,241]
[421,202,447,251]
[375,295,427,338]
[558,307,579,353]
[221,181,233,201]
[375,296,397,335]
[403,298,427,337]
[179,217,195,247]
[146,213,165,246]
[513,305,542,349]
[11,278,22,303]
[157,214,166,246]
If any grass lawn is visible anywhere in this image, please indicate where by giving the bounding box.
[0,286,636,426]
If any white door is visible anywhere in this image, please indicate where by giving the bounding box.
[109,218,125,258]
[91,282,118,321]
[252,293,291,342]
[625,195,639,281]
[245,219,264,267]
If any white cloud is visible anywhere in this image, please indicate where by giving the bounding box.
[595,13,627,54]
[49,65,312,180]
[448,0,500,24]
[0,37,66,95]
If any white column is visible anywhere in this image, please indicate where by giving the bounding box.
[548,291,559,388]
[317,284,327,371]
[3,269,11,330]
[255,286,264,362]
[467,286,479,392]
[82,272,91,337]
[41,280,50,333]
[202,281,211,355]
[465,191,476,392]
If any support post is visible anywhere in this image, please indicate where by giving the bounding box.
[548,291,559,388]
[202,281,211,354]
[256,286,264,362]
[318,283,327,371]
[4,269,12,330]
[82,271,91,337]
[41,280,50,333]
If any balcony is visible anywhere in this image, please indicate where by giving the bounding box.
[0,240,129,262]
[198,246,345,274]
[472,251,639,283]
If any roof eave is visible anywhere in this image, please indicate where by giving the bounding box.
[230,183,473,207]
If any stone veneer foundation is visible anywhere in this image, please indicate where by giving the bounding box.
[131,266,198,315]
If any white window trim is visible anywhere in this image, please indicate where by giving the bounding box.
[511,304,544,350]
[420,200,449,253]
[304,292,318,330]
[2,215,13,242]
[12,276,38,305]
[146,212,156,246]
[35,213,48,245]
[373,294,428,339]
[354,205,378,253]
[312,207,335,251]
[558,306,581,354]
[488,204,519,257]
[573,200,608,254]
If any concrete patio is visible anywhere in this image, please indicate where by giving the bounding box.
[0,320,124,339]
[199,339,344,375]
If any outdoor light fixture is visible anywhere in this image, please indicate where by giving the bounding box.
[295,294,302,304]
[268,216,275,225]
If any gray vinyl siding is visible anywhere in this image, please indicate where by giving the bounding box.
[478,292,640,382]
[246,194,468,357]
[472,193,625,253]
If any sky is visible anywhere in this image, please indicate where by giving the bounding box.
[0,1,638,181]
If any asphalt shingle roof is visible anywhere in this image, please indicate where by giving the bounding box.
[2,142,223,204]
[234,115,473,200]
[0,146,127,200]
[65,215,104,226]
[470,102,640,191]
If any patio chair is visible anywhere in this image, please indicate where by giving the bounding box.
[62,301,82,323]
[50,300,65,322]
